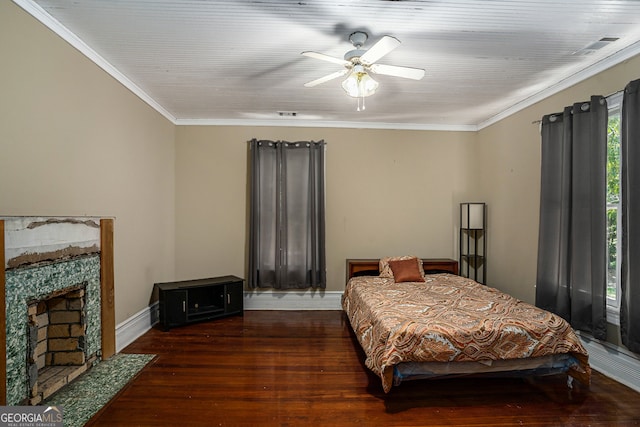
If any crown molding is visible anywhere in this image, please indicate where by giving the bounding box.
[478,40,640,130]
[174,118,478,132]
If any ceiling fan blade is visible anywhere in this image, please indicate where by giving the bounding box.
[359,35,401,65]
[301,51,350,66]
[369,63,425,80]
[304,69,349,87]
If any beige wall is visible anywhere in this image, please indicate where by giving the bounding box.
[175,126,476,291]
[0,2,176,323]
[476,55,640,303]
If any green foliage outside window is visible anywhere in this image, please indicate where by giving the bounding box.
[607,116,621,203]
[606,114,621,299]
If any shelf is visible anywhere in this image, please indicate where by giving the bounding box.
[461,255,485,268]
[188,307,225,320]
[460,202,486,284]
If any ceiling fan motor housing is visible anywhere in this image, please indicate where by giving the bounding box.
[349,31,368,48]
[344,49,367,63]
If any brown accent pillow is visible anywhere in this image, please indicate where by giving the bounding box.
[379,255,423,278]
[388,258,426,283]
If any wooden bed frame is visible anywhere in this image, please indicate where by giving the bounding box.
[346,258,458,280]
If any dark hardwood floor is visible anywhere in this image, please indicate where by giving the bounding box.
[88,310,640,426]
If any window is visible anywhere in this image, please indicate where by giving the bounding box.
[606,92,623,323]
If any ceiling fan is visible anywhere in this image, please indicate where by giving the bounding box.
[301,31,425,109]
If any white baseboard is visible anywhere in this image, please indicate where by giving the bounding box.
[115,292,344,351]
[578,332,640,393]
[115,302,158,353]
[243,290,343,310]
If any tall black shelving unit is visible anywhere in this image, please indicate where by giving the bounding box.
[459,202,486,284]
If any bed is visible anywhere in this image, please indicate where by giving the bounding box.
[342,257,591,393]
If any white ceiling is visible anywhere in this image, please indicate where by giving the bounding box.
[16,0,640,130]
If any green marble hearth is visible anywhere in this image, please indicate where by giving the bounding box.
[43,353,156,427]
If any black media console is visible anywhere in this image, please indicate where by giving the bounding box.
[155,275,244,330]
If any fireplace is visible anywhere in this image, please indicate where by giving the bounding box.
[1,217,115,406]
[26,283,99,404]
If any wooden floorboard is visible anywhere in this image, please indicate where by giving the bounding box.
[88,310,640,426]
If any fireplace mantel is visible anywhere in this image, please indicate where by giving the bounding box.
[0,217,115,405]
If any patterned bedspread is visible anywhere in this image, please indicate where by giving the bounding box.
[342,274,591,392]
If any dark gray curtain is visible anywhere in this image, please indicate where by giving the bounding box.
[620,79,640,352]
[536,95,608,340]
[248,139,326,289]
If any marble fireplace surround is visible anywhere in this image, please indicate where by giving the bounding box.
[0,217,115,405]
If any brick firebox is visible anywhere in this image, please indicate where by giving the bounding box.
[26,283,97,405]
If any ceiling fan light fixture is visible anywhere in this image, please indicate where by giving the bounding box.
[341,65,379,98]
[302,32,421,110]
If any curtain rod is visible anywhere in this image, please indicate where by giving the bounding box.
[531,89,624,125]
